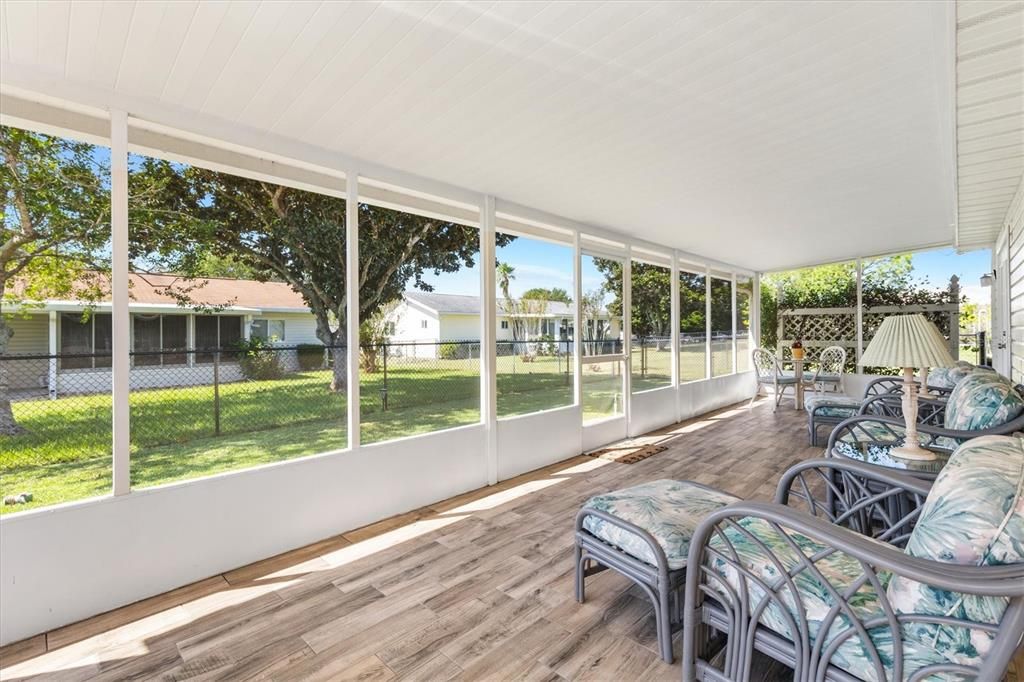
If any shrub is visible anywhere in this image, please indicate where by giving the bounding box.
[438,342,461,360]
[237,338,284,381]
[296,344,325,371]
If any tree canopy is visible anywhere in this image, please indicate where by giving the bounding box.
[128,156,514,388]
[521,287,571,304]
[1,127,112,433]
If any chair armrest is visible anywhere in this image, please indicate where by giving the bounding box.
[858,394,946,426]
[826,413,1024,454]
[774,458,931,546]
[862,376,908,398]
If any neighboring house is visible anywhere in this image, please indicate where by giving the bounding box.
[3,273,320,396]
[389,291,619,358]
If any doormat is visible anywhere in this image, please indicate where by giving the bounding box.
[586,443,668,464]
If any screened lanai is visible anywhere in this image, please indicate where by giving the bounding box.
[2,1,1023,680]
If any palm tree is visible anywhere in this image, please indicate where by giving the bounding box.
[496,262,515,300]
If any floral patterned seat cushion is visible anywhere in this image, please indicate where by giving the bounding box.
[805,394,861,418]
[943,372,1024,431]
[705,517,967,681]
[580,480,740,570]
[886,435,1024,667]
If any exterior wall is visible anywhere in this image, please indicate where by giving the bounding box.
[438,313,479,341]
[57,363,246,394]
[4,314,50,390]
[251,312,320,346]
[389,302,439,344]
[1006,182,1024,383]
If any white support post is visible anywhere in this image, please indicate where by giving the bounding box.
[480,196,498,485]
[186,314,195,367]
[855,258,864,367]
[670,252,680,422]
[623,249,632,430]
[705,267,712,380]
[752,273,761,370]
[110,110,130,496]
[47,311,58,399]
[573,232,583,409]
[731,273,738,374]
[346,172,360,451]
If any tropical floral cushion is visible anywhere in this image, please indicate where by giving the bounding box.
[944,372,1024,431]
[580,480,739,570]
[805,395,861,418]
[886,435,1024,667]
[705,517,966,681]
[927,362,975,390]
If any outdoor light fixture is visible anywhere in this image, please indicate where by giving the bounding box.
[859,314,954,461]
[981,272,994,287]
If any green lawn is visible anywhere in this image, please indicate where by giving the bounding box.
[1,344,743,514]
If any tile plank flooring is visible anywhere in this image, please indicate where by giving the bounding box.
[1,400,1020,680]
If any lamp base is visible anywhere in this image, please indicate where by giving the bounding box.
[891,443,937,461]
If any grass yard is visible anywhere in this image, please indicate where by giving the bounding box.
[1,344,743,514]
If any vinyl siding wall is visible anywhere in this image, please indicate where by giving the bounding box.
[1006,183,1024,383]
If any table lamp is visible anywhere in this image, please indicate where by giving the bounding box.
[859,314,954,460]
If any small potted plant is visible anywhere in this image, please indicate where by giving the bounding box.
[791,337,805,361]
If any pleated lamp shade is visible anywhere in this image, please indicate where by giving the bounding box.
[859,314,955,369]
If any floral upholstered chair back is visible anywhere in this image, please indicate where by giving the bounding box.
[886,435,1024,668]
[928,361,992,390]
[943,371,1024,431]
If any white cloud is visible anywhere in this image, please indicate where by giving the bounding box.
[959,283,990,306]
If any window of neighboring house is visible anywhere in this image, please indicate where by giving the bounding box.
[250,318,285,342]
[500,320,509,330]
[195,315,243,363]
[59,312,113,369]
[132,314,188,366]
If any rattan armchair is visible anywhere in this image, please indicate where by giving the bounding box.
[681,445,1024,681]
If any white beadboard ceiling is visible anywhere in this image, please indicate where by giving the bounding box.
[0,0,962,272]
[954,0,1024,251]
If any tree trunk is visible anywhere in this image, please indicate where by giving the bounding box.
[0,317,26,436]
[313,323,348,393]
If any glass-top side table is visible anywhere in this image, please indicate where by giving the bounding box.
[831,439,951,481]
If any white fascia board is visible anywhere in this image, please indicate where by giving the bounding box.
[9,301,268,314]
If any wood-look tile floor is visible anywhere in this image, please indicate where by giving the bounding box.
[0,400,1018,681]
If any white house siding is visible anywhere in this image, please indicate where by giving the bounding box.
[5,314,50,390]
[1005,182,1024,383]
[252,312,321,346]
[439,314,479,342]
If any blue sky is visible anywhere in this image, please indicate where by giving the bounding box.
[907,247,990,305]
[417,237,992,306]
[417,235,609,300]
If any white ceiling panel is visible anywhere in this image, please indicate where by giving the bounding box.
[0,0,971,271]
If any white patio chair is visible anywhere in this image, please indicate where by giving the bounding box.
[750,348,797,412]
[805,344,845,396]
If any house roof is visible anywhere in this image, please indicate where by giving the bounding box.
[404,291,581,317]
[9,272,311,313]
